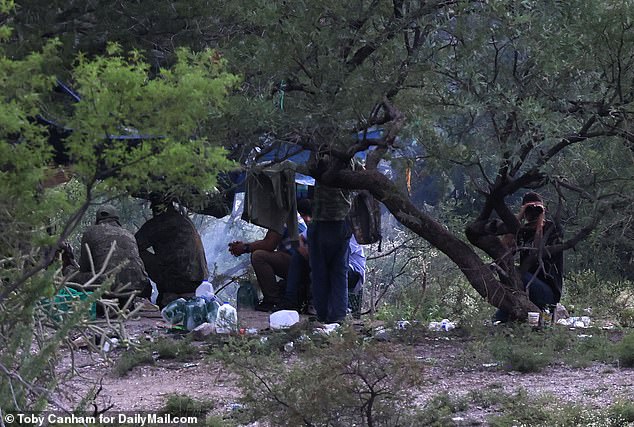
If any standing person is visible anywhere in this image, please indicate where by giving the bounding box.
[135,199,209,308]
[493,192,564,322]
[309,178,353,324]
[64,204,151,308]
[228,204,307,312]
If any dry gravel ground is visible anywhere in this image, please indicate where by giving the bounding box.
[55,310,634,424]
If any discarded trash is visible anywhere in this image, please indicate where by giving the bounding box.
[314,323,340,335]
[396,320,411,330]
[228,403,244,411]
[195,280,215,299]
[373,326,391,341]
[482,363,499,368]
[246,328,259,335]
[205,297,221,324]
[555,303,569,321]
[527,312,540,327]
[192,322,215,340]
[102,337,118,353]
[428,319,456,331]
[577,334,593,339]
[215,303,238,334]
[185,297,208,331]
[556,316,591,328]
[182,363,199,368]
[161,298,187,325]
[270,310,300,330]
[283,341,294,352]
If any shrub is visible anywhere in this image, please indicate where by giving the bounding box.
[161,393,214,418]
[219,326,425,426]
[153,337,197,361]
[616,331,634,368]
[113,348,154,377]
[488,325,554,373]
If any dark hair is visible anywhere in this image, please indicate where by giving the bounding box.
[522,191,543,205]
[297,198,312,217]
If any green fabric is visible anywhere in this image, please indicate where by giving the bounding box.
[42,288,97,321]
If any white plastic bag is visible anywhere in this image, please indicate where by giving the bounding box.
[270,310,300,329]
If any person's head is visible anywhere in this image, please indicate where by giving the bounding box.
[149,193,173,216]
[297,198,312,224]
[95,204,121,226]
[521,191,545,222]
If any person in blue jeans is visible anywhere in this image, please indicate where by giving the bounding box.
[308,181,352,324]
[492,192,564,323]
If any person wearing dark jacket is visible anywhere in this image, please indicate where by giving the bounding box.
[135,200,208,308]
[64,204,151,308]
[493,192,564,322]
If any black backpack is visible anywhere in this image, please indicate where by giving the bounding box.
[349,190,382,248]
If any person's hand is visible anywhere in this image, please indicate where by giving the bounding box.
[228,241,248,257]
[57,241,78,269]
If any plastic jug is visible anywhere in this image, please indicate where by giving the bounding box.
[185,297,208,331]
[161,298,187,325]
[236,281,258,310]
[195,280,215,299]
[215,303,238,334]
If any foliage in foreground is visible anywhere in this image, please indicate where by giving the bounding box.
[218,327,425,427]
[0,0,238,410]
[413,387,634,427]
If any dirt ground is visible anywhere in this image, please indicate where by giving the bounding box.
[55,309,634,425]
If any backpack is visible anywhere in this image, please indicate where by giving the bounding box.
[349,190,382,248]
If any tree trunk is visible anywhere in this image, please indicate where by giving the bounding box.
[325,168,538,321]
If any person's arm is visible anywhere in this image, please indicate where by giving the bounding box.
[134,224,151,252]
[228,229,283,256]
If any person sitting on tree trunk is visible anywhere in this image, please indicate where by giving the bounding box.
[490,192,564,323]
[135,198,209,308]
[64,204,152,311]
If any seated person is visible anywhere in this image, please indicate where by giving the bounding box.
[491,192,564,322]
[228,201,307,312]
[135,198,209,308]
[64,204,151,310]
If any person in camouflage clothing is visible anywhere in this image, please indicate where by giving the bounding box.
[65,205,151,309]
[135,200,209,308]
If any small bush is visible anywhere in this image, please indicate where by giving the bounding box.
[616,331,634,367]
[113,349,154,377]
[161,393,214,418]
[153,337,197,361]
[219,326,425,426]
[608,400,634,424]
[413,392,469,426]
[466,384,506,408]
[488,325,554,373]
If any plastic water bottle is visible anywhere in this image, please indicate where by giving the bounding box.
[205,296,222,324]
[236,281,258,310]
[185,297,208,331]
[195,280,215,299]
[161,298,187,325]
[215,303,238,334]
